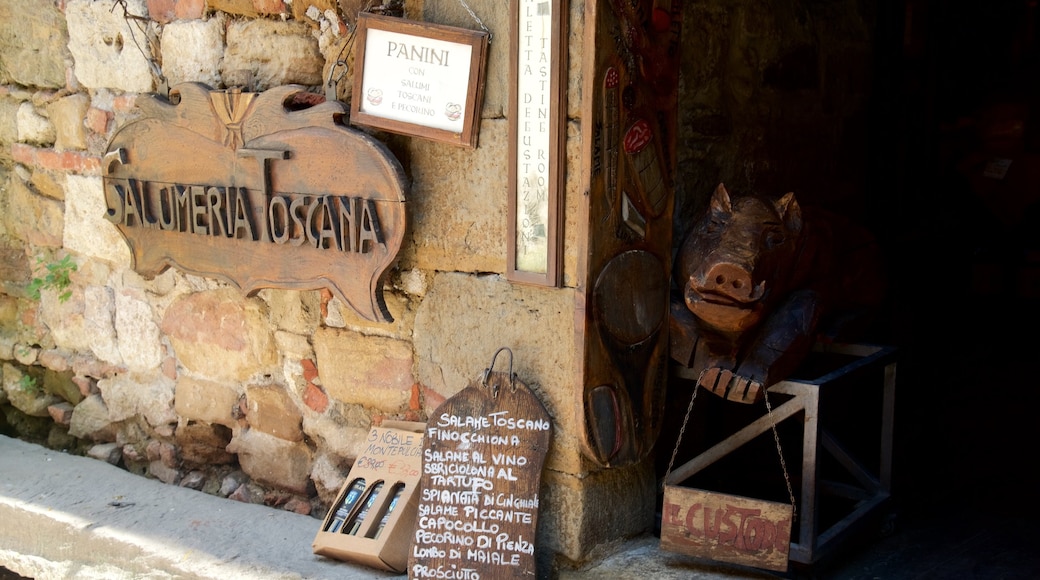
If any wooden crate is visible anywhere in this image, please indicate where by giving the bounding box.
[665,343,897,566]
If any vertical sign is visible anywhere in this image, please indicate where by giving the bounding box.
[507,0,567,286]
[409,370,552,578]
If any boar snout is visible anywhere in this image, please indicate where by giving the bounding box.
[695,261,765,303]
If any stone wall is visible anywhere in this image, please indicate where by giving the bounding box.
[0,0,619,574]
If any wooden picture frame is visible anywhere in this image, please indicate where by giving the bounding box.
[350,12,489,148]
[506,0,567,286]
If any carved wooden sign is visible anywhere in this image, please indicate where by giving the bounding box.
[576,0,682,467]
[409,359,552,578]
[102,83,408,323]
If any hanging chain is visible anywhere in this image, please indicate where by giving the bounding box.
[456,0,491,41]
[662,378,700,491]
[665,370,798,523]
[763,389,798,521]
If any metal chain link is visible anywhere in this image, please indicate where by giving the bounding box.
[662,377,700,491]
[456,0,491,41]
[664,371,798,524]
[763,389,798,521]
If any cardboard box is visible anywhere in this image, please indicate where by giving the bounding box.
[312,421,425,572]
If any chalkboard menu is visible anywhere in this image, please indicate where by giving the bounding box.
[409,354,552,579]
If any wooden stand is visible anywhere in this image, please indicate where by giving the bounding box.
[666,343,897,566]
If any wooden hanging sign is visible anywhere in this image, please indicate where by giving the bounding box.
[101,83,408,323]
[661,486,792,572]
[351,13,489,148]
[409,348,552,579]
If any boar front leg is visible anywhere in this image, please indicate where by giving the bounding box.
[693,290,822,404]
[728,289,823,402]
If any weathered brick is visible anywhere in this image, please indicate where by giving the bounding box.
[174,376,240,427]
[11,144,100,175]
[303,382,328,413]
[206,0,258,17]
[312,328,414,412]
[301,358,319,385]
[112,94,137,112]
[227,428,314,494]
[147,0,207,22]
[85,107,111,136]
[409,383,421,412]
[38,349,71,373]
[252,0,287,16]
[9,142,33,165]
[161,290,279,382]
[47,94,89,152]
[47,401,74,425]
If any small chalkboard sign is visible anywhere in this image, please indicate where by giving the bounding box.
[409,348,552,578]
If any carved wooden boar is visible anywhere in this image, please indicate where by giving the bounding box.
[670,184,885,403]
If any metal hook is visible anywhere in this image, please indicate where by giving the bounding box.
[325,59,349,102]
[481,347,516,397]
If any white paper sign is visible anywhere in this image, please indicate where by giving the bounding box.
[359,28,474,133]
[513,0,555,274]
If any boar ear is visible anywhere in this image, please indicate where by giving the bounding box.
[775,192,803,232]
[710,183,733,214]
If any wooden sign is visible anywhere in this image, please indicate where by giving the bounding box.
[101,83,407,323]
[351,13,489,148]
[660,486,792,572]
[506,0,567,286]
[409,352,552,578]
[575,0,682,467]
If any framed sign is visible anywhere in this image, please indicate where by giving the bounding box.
[351,13,489,148]
[506,0,567,286]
